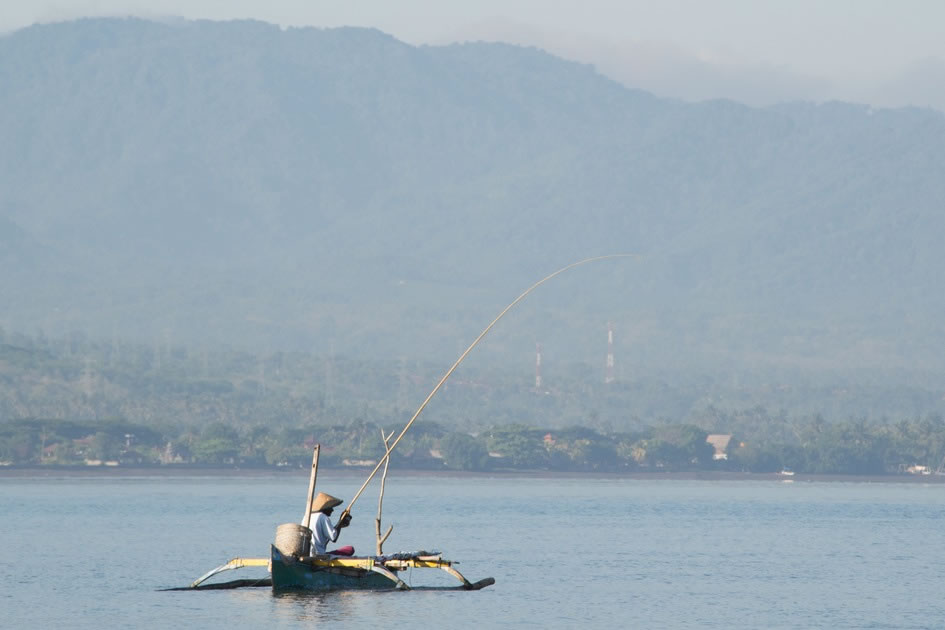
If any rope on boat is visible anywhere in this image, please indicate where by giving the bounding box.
[338,254,637,521]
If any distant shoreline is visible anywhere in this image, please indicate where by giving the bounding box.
[1,466,944,483]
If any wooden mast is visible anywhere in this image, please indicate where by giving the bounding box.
[301,444,320,529]
[375,430,394,554]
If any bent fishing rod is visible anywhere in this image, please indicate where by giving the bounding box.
[337,254,637,522]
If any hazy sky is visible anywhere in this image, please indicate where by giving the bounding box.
[5,0,945,110]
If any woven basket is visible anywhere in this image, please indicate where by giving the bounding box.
[274,522,312,557]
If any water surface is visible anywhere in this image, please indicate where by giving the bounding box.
[2,473,943,628]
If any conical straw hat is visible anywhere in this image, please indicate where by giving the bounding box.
[311,492,344,512]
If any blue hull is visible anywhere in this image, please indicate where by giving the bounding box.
[270,546,399,591]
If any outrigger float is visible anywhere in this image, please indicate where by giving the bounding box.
[181,256,631,593]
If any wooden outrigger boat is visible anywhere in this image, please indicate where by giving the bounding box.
[187,547,493,591]
[185,440,495,592]
[182,257,630,594]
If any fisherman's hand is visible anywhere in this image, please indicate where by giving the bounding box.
[339,513,352,528]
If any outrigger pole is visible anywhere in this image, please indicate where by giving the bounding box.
[337,254,636,522]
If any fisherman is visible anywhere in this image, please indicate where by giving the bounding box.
[306,491,354,556]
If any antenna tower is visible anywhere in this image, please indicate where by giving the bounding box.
[605,322,615,384]
[535,342,543,390]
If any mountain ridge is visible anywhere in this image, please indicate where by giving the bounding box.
[2,18,944,382]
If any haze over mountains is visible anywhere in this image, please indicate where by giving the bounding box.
[3,18,945,395]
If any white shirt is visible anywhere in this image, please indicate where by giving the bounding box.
[307,511,340,555]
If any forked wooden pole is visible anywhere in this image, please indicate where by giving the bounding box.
[301,444,320,528]
[375,429,394,555]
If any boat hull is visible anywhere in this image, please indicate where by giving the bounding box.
[270,546,399,591]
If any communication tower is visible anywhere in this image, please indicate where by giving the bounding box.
[605,322,615,384]
[535,342,543,390]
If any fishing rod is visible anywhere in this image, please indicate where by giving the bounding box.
[337,254,637,523]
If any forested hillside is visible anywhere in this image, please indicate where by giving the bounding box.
[2,18,945,411]
[3,328,945,473]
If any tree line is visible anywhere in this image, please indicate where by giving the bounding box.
[3,414,944,475]
[3,328,945,474]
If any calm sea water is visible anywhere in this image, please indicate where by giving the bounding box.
[2,472,944,629]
